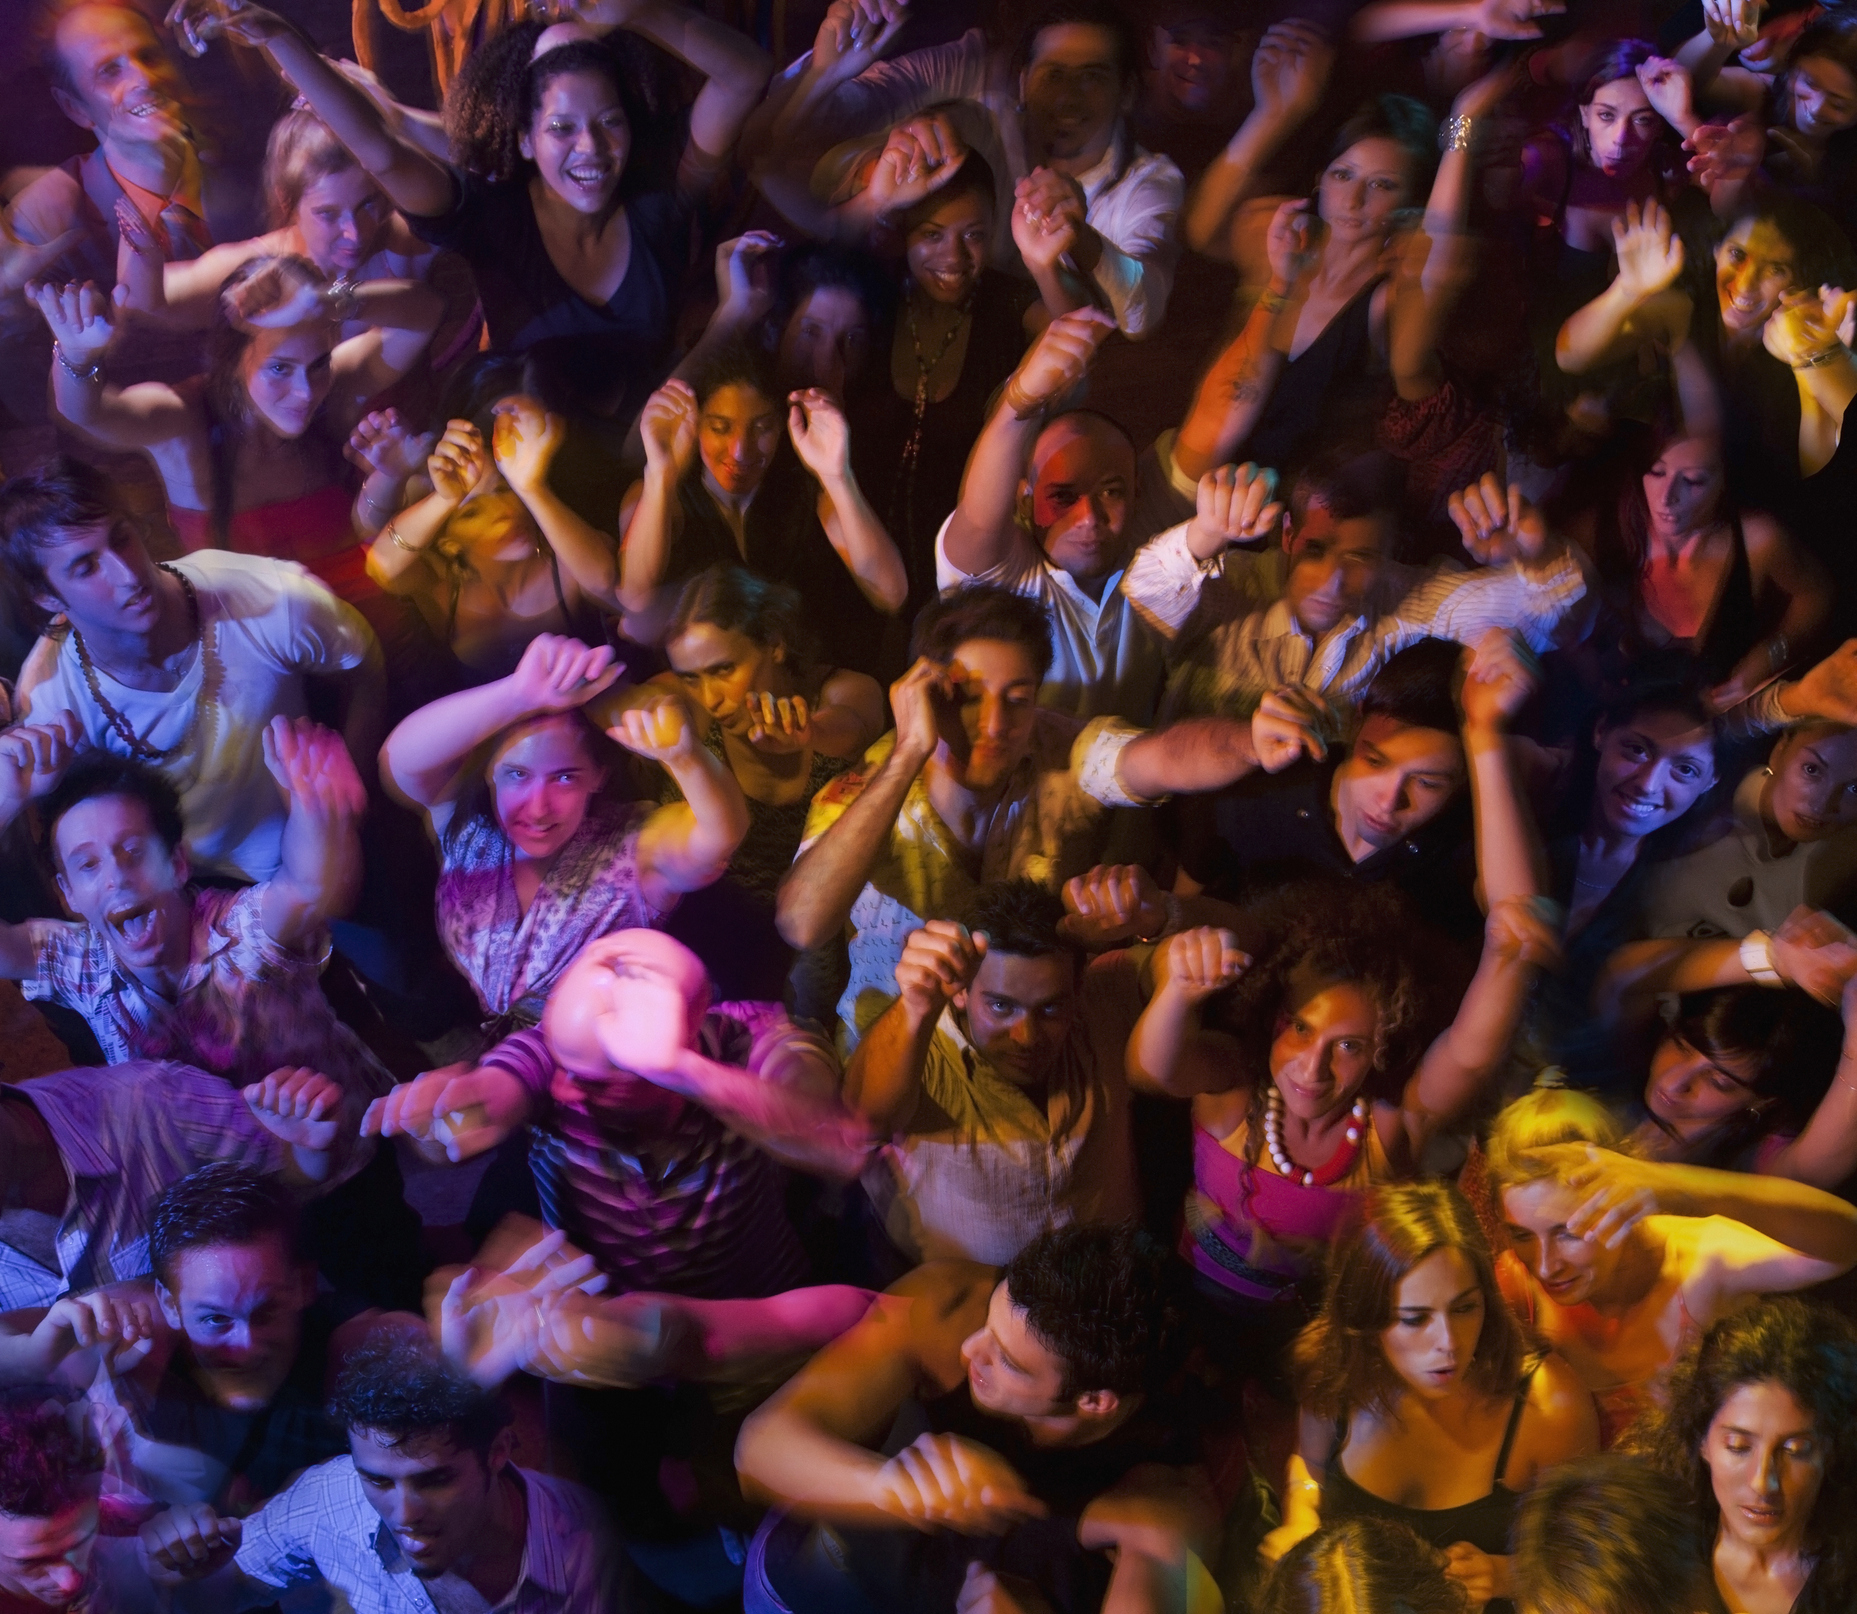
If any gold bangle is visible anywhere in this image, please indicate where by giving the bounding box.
[1256,290,1290,316]
[386,521,417,553]
[1793,345,1849,369]
[1004,374,1053,420]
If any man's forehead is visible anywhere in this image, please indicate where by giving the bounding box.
[1292,504,1389,553]
[350,1427,463,1471]
[56,3,158,62]
[1353,714,1463,771]
[0,1501,96,1555]
[1031,417,1135,483]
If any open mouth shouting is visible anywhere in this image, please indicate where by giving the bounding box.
[106,899,163,956]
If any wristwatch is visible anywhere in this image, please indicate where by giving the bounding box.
[1739,929,1784,987]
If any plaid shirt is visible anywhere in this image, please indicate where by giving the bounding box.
[0,1063,288,1311]
[235,1458,621,1614]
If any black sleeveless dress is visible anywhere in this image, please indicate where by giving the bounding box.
[1321,1361,1539,1614]
[1246,276,1389,471]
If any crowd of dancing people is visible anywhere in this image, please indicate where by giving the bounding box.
[8,0,1857,1606]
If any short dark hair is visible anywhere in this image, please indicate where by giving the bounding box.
[1000,1222,1189,1399]
[772,241,896,338]
[1260,1518,1466,1614]
[964,879,1080,973]
[1289,448,1406,528]
[0,1390,96,1520]
[0,455,135,627]
[690,337,783,411]
[41,754,185,869]
[909,584,1054,682]
[329,1337,511,1462]
[1012,0,1143,87]
[1513,1456,1713,1614]
[1357,638,1463,739]
[1325,94,1437,193]
[150,1164,301,1289]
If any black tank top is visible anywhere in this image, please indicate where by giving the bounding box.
[1321,1361,1538,1614]
[1246,277,1387,469]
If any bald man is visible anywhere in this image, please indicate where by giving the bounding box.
[364,931,870,1301]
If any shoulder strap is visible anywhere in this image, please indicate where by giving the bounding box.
[1493,1358,1541,1484]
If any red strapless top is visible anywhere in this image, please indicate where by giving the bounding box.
[169,485,380,609]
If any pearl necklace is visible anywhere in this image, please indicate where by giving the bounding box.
[1264,1083,1368,1187]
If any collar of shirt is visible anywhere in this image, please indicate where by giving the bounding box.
[936,1002,1088,1132]
[1069,123,1135,203]
[81,151,205,250]
[1733,766,1792,862]
[1046,559,1129,628]
[369,1469,569,1604]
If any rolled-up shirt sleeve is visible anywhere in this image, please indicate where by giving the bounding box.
[1083,152,1184,337]
[1384,547,1590,654]
[1073,716,1156,808]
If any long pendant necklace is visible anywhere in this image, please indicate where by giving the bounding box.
[895,287,975,524]
[72,565,206,764]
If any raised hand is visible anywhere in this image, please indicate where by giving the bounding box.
[27,279,114,366]
[1685,116,1764,193]
[1781,640,1857,724]
[1250,21,1333,129]
[361,1062,527,1162]
[1524,1143,1667,1247]
[787,388,852,481]
[1472,0,1565,40]
[1610,199,1685,302]
[640,379,699,481]
[1636,56,1696,134]
[1252,684,1336,772]
[896,919,988,1019]
[810,0,912,87]
[873,1432,1048,1535]
[140,1503,242,1582]
[243,1067,343,1151]
[1157,926,1249,1004]
[36,1283,162,1366]
[221,256,329,331]
[1264,198,1322,288]
[956,1561,1050,1614]
[608,692,700,766]
[0,712,84,820]
[888,655,954,767]
[744,691,815,754]
[714,230,783,327]
[1763,286,1847,369]
[1701,0,1764,52]
[866,114,969,217]
[262,715,367,820]
[1011,186,1079,274]
[1460,629,1539,734]
[1771,905,1857,1006]
[491,395,566,498]
[1447,473,1551,566]
[348,408,436,483]
[1059,863,1168,946]
[1,212,84,296]
[1009,307,1115,409]
[1014,166,1087,237]
[1484,895,1564,972]
[426,419,490,506]
[1186,462,1283,560]
[506,634,624,715]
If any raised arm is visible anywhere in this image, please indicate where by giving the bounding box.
[1554,200,1691,374]
[1125,927,1250,1098]
[739,0,914,161]
[1116,688,1337,798]
[28,280,194,450]
[184,3,457,219]
[0,1283,161,1388]
[1184,22,1331,259]
[491,396,622,609]
[258,718,368,950]
[0,715,85,981]
[942,309,1115,578]
[617,381,699,626]
[1350,0,1563,41]
[607,693,750,908]
[1459,631,1550,909]
[845,921,983,1133]
[776,657,939,950]
[378,635,624,820]
[790,389,907,613]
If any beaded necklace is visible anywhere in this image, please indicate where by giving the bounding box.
[1263,1083,1369,1188]
[72,564,206,765]
[894,286,975,513]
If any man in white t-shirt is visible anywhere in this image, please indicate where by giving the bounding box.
[1,456,384,885]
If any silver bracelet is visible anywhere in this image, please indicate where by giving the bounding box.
[1439,114,1474,153]
[53,342,102,384]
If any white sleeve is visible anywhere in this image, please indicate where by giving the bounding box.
[1084,155,1185,336]
[790,29,991,145]
[1382,548,1589,653]
[1072,716,1155,808]
[1121,521,1218,640]
[934,510,1045,594]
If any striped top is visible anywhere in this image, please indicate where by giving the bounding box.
[481,1003,818,1299]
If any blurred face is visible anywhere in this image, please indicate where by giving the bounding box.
[1027,416,1135,584]
[1591,710,1718,839]
[349,1428,502,1579]
[906,189,993,307]
[1645,1034,1765,1141]
[962,1281,1073,1419]
[444,486,538,564]
[1502,1177,1617,1307]
[52,4,182,143]
[29,516,164,637]
[1283,500,1391,635]
[1704,1380,1825,1553]
[1331,715,1466,860]
[544,932,708,1090]
[239,324,337,440]
[962,949,1080,1086]
[935,637,1042,792]
[295,166,390,278]
[1269,966,1382,1121]
[53,795,189,976]
[1764,724,1857,842]
[1151,19,1241,115]
[159,1238,311,1413]
[698,382,784,497]
[1790,55,1857,140]
[666,620,781,734]
[486,717,605,862]
[1318,137,1413,239]
[1580,77,1663,177]
[520,69,629,213]
[1022,23,1129,163]
[776,286,873,397]
[1381,1246,1486,1399]
[1716,217,1800,335]
[0,1503,99,1609]
[1642,437,1724,541]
